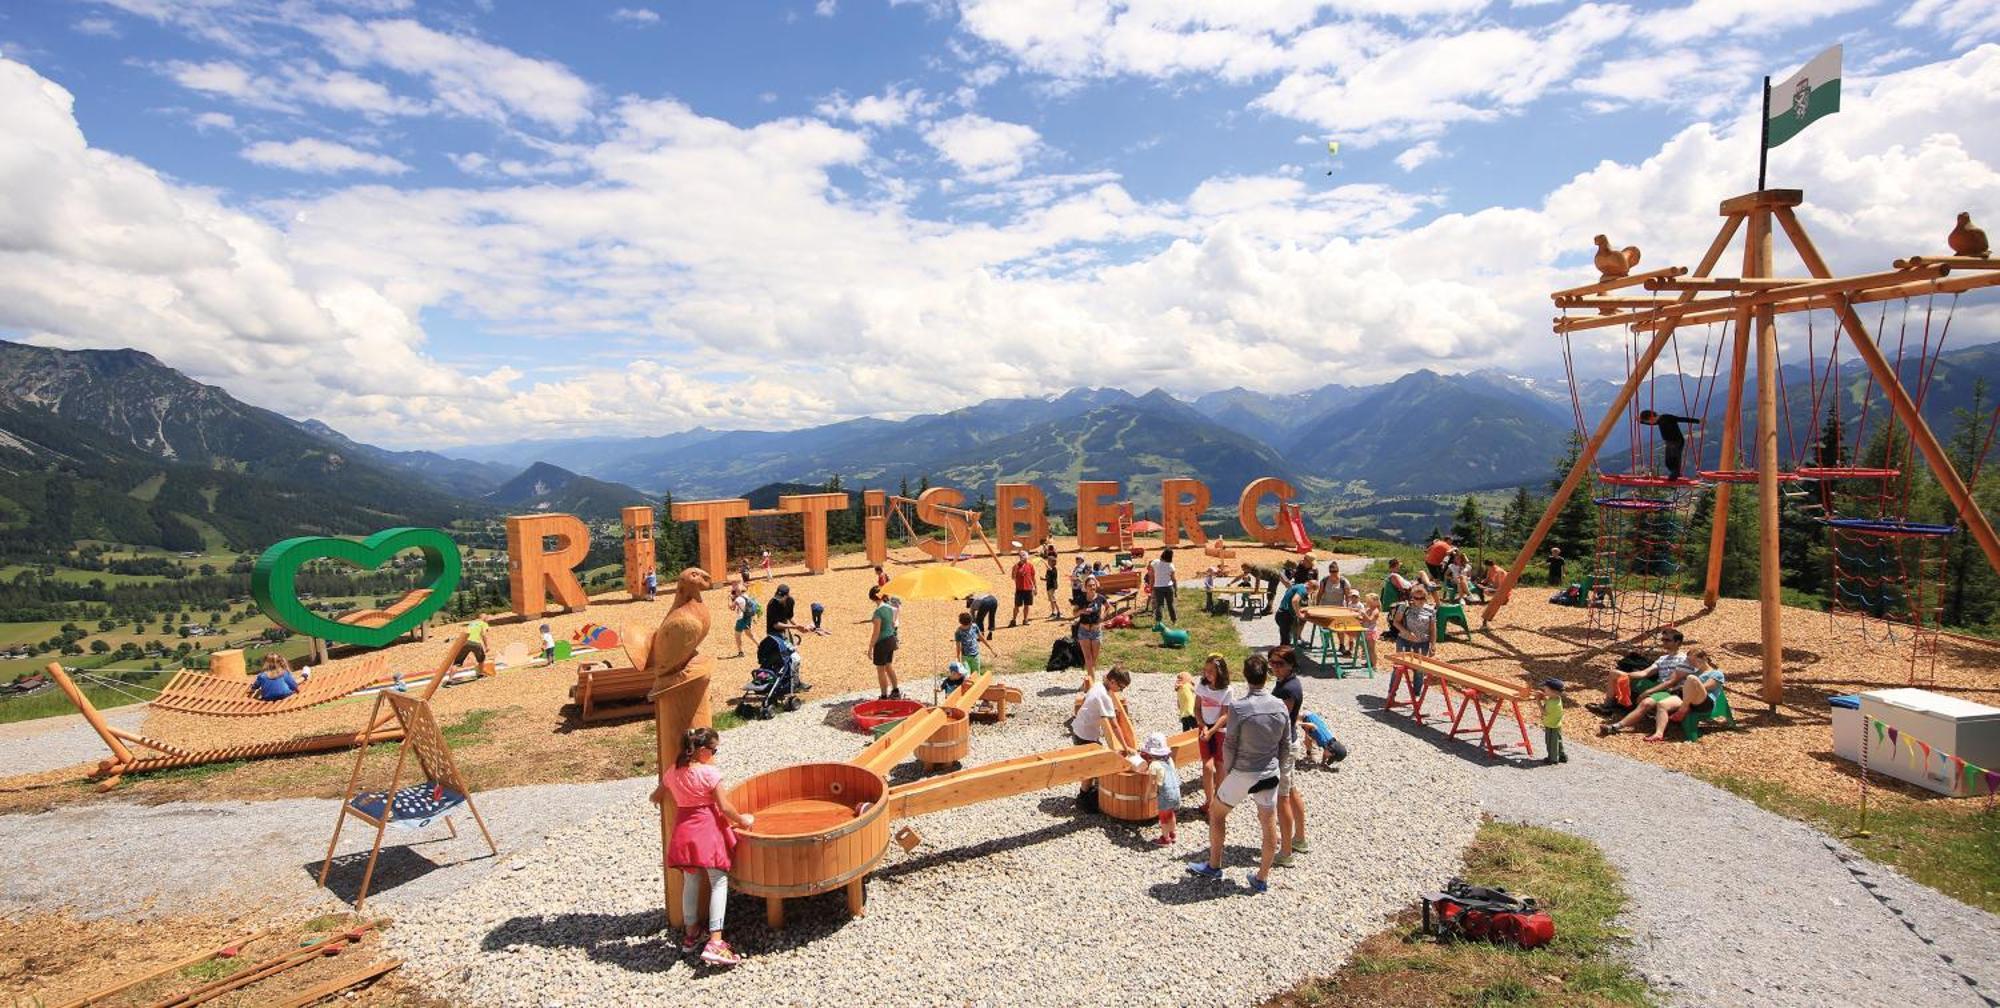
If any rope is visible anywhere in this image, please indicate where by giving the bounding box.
[69,669,164,707]
[1968,403,2000,491]
[1851,300,1891,460]
[1559,322,1588,438]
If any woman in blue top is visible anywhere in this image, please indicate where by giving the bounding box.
[251,655,299,701]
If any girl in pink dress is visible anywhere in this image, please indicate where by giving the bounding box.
[654,726,755,966]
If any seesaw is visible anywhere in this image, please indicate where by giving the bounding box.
[721,668,1199,928]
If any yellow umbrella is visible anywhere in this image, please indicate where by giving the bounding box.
[882,564,991,601]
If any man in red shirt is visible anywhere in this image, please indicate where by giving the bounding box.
[1009,549,1037,627]
[1424,537,1453,582]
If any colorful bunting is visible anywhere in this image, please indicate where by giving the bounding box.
[1860,714,1999,798]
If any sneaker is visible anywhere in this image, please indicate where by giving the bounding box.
[700,940,743,967]
[1186,863,1224,880]
[889,688,903,700]
[680,931,703,954]
[1273,852,1295,867]
[1154,835,1174,846]
[1247,874,1269,894]
[1291,838,1310,854]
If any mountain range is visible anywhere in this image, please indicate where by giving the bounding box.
[1,336,1994,553]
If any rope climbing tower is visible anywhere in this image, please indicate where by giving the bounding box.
[1484,188,2000,708]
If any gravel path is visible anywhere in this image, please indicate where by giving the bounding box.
[381,667,1482,1008]
[0,776,649,921]
[0,703,146,777]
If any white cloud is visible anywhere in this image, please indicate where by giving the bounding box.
[1253,4,1634,146]
[165,59,262,101]
[241,138,411,174]
[3,46,1997,447]
[1393,140,1442,171]
[1573,46,1758,117]
[923,113,1043,182]
[191,111,237,132]
[1898,0,2000,50]
[73,17,119,37]
[308,17,595,132]
[1636,0,1876,47]
[609,8,661,24]
[161,57,424,118]
[814,0,837,17]
[816,85,933,128]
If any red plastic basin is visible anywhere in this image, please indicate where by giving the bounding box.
[852,698,924,731]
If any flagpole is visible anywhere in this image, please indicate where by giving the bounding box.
[1756,75,1771,191]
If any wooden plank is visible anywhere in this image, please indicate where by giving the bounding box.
[884,745,1129,819]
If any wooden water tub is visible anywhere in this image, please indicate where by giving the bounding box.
[726,761,890,928]
[1096,766,1157,822]
[916,707,969,769]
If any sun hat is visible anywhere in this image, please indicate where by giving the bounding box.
[1140,732,1172,758]
[947,660,966,675]
[1010,540,1023,550]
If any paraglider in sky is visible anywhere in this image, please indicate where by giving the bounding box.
[1324,140,1340,175]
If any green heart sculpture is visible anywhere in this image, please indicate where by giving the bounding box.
[252,528,463,648]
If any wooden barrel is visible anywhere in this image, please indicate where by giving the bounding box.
[1096,767,1157,822]
[725,762,890,898]
[917,707,969,769]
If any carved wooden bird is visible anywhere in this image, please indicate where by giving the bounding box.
[1593,234,1642,280]
[646,566,713,696]
[1949,212,1989,257]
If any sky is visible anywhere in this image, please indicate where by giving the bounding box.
[1,0,1997,449]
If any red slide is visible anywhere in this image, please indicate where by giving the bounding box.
[1281,505,1312,554]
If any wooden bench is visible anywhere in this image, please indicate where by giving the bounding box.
[570,629,654,723]
[1385,653,1535,759]
[1090,569,1142,595]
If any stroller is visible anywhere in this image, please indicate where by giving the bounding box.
[736,632,806,719]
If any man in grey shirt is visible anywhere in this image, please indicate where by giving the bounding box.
[1187,654,1288,893]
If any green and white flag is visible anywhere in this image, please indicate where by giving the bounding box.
[1765,44,1840,149]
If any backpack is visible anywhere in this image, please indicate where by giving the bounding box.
[743,596,762,618]
[1616,650,1656,673]
[1046,636,1083,672]
[1548,586,1583,607]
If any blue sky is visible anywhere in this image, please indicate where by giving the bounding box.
[0,1,1996,447]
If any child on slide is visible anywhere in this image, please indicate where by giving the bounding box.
[654,726,755,967]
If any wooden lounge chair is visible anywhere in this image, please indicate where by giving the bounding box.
[569,626,657,723]
[48,633,467,790]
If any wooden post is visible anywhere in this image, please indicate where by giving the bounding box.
[1160,478,1211,547]
[1774,208,2000,584]
[1750,207,1786,704]
[622,507,655,599]
[863,490,888,566]
[1703,205,1771,607]
[778,492,849,574]
[505,514,592,617]
[995,483,1049,552]
[670,499,749,586]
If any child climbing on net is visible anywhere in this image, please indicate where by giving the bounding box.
[653,726,755,967]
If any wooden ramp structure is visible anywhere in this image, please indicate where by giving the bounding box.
[48,634,467,789]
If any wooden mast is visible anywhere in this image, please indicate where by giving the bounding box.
[1748,195,1787,705]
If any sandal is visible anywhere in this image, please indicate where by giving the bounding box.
[1597,724,1619,737]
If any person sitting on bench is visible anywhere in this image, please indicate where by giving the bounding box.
[1600,649,1724,740]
